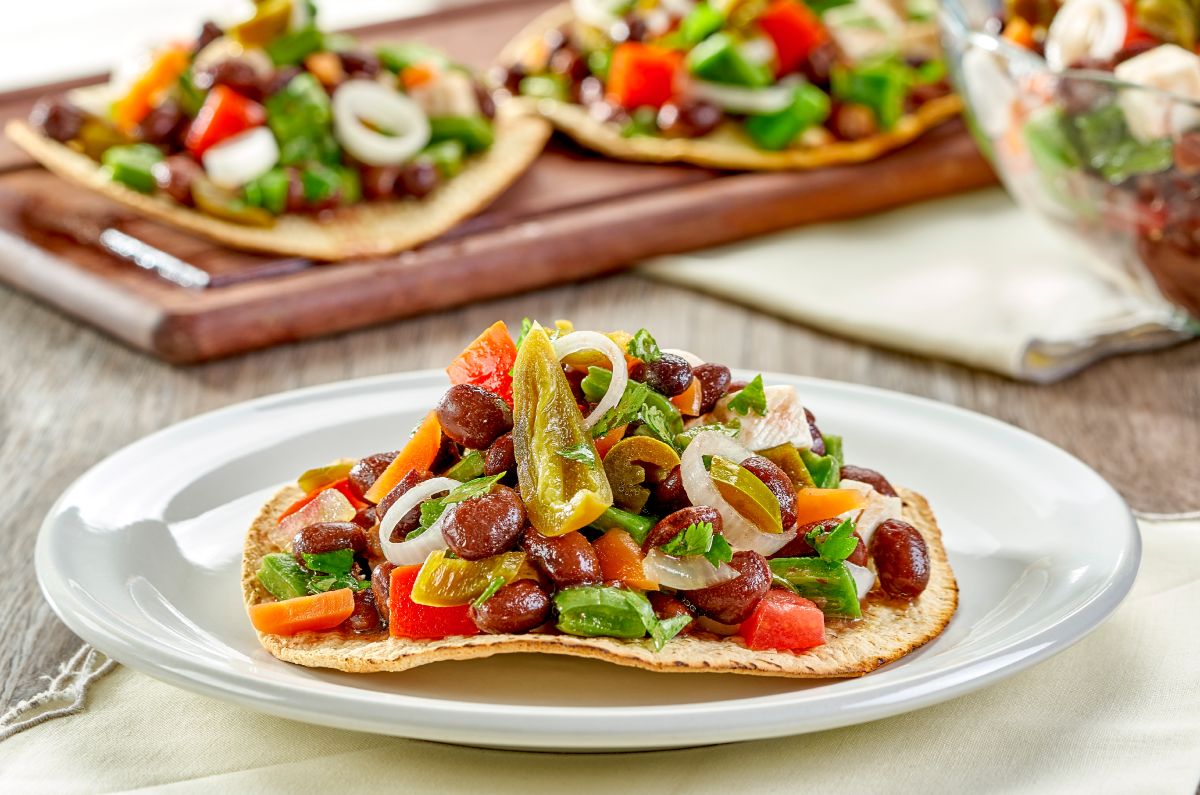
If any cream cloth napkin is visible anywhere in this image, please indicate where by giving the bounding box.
[2,516,1198,793]
[639,189,1194,383]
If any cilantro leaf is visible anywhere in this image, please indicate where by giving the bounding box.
[301,549,355,576]
[308,574,369,593]
[636,403,675,447]
[805,518,859,562]
[626,328,662,363]
[703,534,734,568]
[660,520,714,557]
[514,317,533,351]
[442,473,504,505]
[726,374,767,417]
[556,443,597,466]
[472,576,506,607]
[591,376,651,438]
[416,501,446,533]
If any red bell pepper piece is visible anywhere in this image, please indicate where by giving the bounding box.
[278,477,364,522]
[606,43,682,109]
[739,589,826,651]
[758,0,827,76]
[389,565,480,640]
[445,320,518,404]
[184,85,267,157]
[1120,1,1158,49]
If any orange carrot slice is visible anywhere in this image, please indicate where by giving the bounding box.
[793,488,866,527]
[248,588,355,635]
[594,529,657,590]
[112,46,190,133]
[364,411,442,504]
[594,424,627,460]
[670,377,703,416]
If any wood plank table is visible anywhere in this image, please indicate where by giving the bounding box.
[3,273,1198,715]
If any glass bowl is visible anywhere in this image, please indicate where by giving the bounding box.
[939,0,1200,328]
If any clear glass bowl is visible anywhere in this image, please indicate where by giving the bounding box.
[940,0,1200,328]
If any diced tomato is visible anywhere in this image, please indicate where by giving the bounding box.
[446,320,518,404]
[594,529,658,590]
[278,477,365,522]
[739,590,825,651]
[390,566,480,639]
[184,85,267,157]
[606,43,682,109]
[758,0,827,76]
[249,588,355,635]
[363,411,443,505]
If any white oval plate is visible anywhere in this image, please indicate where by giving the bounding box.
[36,371,1139,751]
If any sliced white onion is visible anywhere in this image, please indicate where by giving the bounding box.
[201,127,279,189]
[661,348,704,367]
[66,84,121,119]
[1044,0,1126,72]
[642,548,739,590]
[679,431,797,555]
[684,77,796,114]
[846,561,876,601]
[552,331,629,429]
[378,476,459,565]
[740,37,777,68]
[333,79,431,166]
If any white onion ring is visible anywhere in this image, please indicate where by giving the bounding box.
[378,476,460,565]
[642,548,739,590]
[552,331,629,430]
[202,127,279,189]
[333,79,430,166]
[680,431,797,555]
[661,348,704,367]
[846,561,876,601]
[684,77,796,114]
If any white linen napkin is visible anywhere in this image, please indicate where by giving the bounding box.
[2,515,1198,793]
[639,189,1194,382]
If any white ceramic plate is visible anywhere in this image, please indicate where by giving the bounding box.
[36,371,1140,751]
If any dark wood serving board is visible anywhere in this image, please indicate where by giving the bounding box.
[0,0,995,363]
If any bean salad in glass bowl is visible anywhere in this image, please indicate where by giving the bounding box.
[941,0,1200,326]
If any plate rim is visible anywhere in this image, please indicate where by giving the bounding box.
[34,370,1142,748]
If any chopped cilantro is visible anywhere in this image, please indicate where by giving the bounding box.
[726,374,767,417]
[805,518,859,562]
[704,534,734,568]
[627,328,662,363]
[415,474,503,532]
[660,520,715,557]
[556,443,597,466]
[674,419,740,449]
[591,378,651,438]
[514,317,533,350]
[636,403,675,447]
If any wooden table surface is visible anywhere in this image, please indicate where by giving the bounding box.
[3,271,1199,714]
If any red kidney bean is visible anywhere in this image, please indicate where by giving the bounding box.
[30,97,84,142]
[292,522,366,566]
[194,21,223,53]
[650,465,692,515]
[399,160,439,199]
[377,468,435,540]
[265,66,302,97]
[442,486,526,561]
[470,580,551,634]
[472,80,496,119]
[483,433,515,477]
[740,456,797,530]
[355,507,382,559]
[804,408,825,456]
[348,451,399,500]
[648,592,695,634]
[688,551,770,624]
[847,531,868,567]
[630,353,692,397]
[522,527,601,588]
[436,384,514,450]
[869,519,930,599]
[344,588,382,633]
[194,58,264,99]
[726,380,748,394]
[840,465,898,497]
[692,364,731,414]
[152,155,202,205]
[658,102,723,138]
[831,103,878,141]
[136,99,186,145]
[361,166,402,201]
[338,50,380,78]
[371,562,395,624]
[642,505,722,552]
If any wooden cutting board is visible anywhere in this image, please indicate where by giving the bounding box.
[0,0,995,363]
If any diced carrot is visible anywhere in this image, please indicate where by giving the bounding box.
[364,411,443,504]
[670,377,703,416]
[606,43,682,110]
[401,63,437,90]
[594,529,657,590]
[304,51,346,87]
[594,424,627,459]
[1002,17,1034,50]
[111,45,191,133]
[793,487,866,526]
[248,588,355,635]
[446,320,517,404]
[277,477,364,522]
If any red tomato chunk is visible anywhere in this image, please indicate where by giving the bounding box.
[738,590,825,652]
[389,565,479,640]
